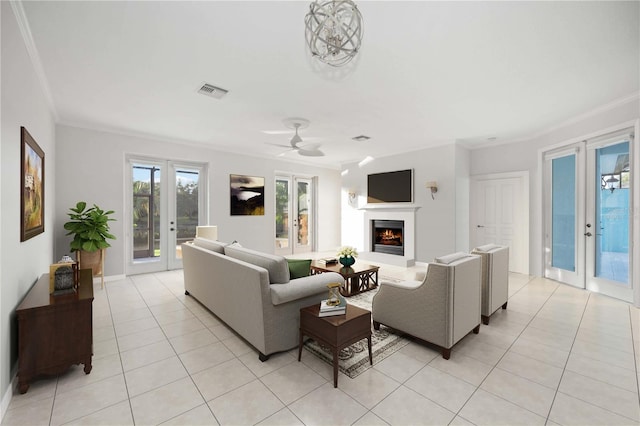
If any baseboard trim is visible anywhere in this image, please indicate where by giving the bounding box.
[0,374,17,423]
[92,274,126,285]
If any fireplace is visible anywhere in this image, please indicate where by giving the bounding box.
[372,220,404,256]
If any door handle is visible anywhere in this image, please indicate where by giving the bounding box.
[170,228,175,231]
[584,232,592,237]
[476,225,485,228]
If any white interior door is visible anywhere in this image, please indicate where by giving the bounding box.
[275,175,315,255]
[126,156,207,274]
[543,131,633,302]
[471,172,529,274]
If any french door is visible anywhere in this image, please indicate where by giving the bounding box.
[275,175,315,255]
[544,130,633,301]
[126,156,208,274]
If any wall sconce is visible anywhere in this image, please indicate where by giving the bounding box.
[425,181,438,200]
[348,191,357,206]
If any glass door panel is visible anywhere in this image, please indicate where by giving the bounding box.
[551,155,576,271]
[586,140,632,301]
[275,175,315,255]
[132,163,162,261]
[170,165,201,269]
[275,178,291,251]
[544,147,584,288]
[295,178,313,253]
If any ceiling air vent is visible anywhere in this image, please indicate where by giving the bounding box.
[352,135,371,142]
[197,83,229,99]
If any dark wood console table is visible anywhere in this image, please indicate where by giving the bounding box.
[16,269,94,393]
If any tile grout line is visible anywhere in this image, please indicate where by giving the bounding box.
[542,289,591,424]
[448,277,563,423]
[147,272,223,426]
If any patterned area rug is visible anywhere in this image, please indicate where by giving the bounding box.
[303,277,410,379]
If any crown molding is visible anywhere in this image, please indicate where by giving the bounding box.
[465,91,640,150]
[57,120,342,171]
[10,1,59,121]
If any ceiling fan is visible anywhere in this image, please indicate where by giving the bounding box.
[265,118,324,157]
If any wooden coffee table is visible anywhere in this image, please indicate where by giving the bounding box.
[298,304,372,388]
[310,261,379,296]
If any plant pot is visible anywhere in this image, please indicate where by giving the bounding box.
[77,249,104,277]
[339,256,355,267]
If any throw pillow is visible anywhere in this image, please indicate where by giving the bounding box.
[287,259,312,279]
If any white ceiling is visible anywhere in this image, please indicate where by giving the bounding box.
[20,1,640,168]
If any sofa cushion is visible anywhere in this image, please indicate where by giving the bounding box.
[224,245,290,284]
[287,259,312,279]
[193,237,227,254]
[434,252,469,265]
[474,243,501,252]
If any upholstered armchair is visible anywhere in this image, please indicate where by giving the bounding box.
[471,244,509,325]
[372,252,482,359]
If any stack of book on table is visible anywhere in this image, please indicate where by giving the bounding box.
[319,295,347,317]
[316,257,338,265]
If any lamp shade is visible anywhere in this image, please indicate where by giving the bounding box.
[196,226,218,241]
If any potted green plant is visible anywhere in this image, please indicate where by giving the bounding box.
[64,202,116,284]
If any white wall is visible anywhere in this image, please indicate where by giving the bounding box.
[470,97,639,282]
[1,2,56,410]
[341,143,470,263]
[54,125,342,276]
[455,144,470,252]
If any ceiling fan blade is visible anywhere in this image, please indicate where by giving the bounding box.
[263,130,293,135]
[266,142,293,148]
[298,148,324,157]
[300,142,321,150]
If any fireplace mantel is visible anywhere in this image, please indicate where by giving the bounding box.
[359,207,417,267]
[359,204,421,211]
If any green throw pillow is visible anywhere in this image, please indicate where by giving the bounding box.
[287,259,312,279]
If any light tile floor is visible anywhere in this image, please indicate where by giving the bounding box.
[3,265,639,425]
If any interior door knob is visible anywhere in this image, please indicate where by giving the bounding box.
[584,232,592,237]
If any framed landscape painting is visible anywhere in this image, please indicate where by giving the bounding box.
[230,174,265,215]
[21,127,45,241]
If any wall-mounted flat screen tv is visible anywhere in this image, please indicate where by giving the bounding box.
[367,169,413,203]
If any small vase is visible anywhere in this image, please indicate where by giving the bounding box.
[339,256,355,267]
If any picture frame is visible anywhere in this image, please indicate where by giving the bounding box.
[230,174,265,216]
[21,127,45,241]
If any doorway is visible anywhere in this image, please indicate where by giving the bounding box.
[471,172,529,274]
[543,130,633,302]
[126,156,208,274]
[275,175,315,255]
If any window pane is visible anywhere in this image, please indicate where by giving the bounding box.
[551,155,576,271]
[133,164,161,259]
[595,142,629,284]
[175,168,199,259]
[276,179,289,249]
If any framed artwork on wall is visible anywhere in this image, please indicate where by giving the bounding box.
[21,127,45,241]
[230,174,265,216]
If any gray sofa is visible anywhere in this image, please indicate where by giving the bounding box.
[181,238,344,361]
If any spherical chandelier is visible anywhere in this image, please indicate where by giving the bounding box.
[304,0,364,67]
